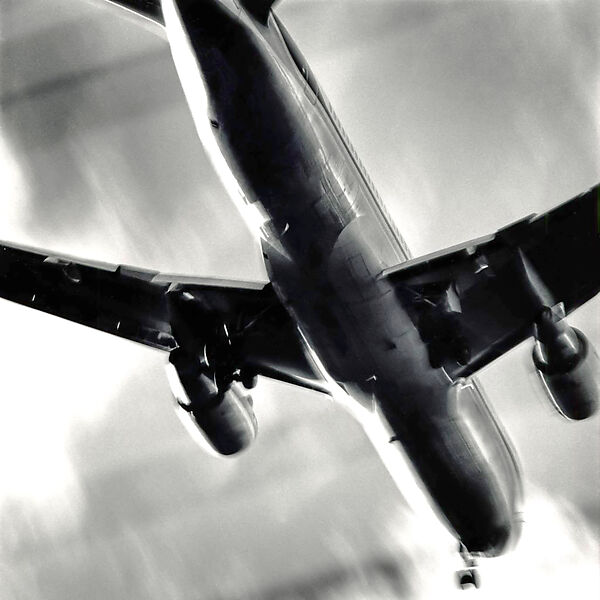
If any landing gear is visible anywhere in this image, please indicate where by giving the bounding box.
[239,369,258,390]
[456,543,480,590]
[416,297,471,369]
[456,568,480,590]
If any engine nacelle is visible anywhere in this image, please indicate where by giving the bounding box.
[533,324,600,421]
[165,352,258,456]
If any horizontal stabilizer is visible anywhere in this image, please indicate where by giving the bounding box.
[239,0,280,24]
[104,0,164,25]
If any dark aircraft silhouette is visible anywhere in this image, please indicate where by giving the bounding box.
[1,0,599,588]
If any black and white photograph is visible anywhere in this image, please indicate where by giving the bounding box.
[1,1,599,598]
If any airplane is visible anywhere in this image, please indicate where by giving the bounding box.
[1,0,598,589]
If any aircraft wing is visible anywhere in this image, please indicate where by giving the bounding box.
[381,184,600,380]
[0,241,326,392]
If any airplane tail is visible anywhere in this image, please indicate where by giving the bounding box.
[104,1,282,26]
[239,0,281,24]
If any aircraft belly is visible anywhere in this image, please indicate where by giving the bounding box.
[263,212,448,403]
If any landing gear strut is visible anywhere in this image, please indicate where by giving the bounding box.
[456,543,480,590]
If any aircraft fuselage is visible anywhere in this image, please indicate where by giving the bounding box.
[164,0,521,557]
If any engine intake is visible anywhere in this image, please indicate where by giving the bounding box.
[532,312,599,420]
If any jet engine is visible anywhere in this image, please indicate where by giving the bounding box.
[166,349,258,456]
[532,308,599,420]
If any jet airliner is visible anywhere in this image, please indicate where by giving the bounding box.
[1,0,599,588]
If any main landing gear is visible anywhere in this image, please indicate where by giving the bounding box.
[456,543,480,590]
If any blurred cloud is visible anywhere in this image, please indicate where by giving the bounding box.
[0,0,263,278]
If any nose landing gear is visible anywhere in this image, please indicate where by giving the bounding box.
[457,568,480,590]
[456,543,480,590]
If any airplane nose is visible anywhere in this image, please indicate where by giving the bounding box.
[464,513,521,557]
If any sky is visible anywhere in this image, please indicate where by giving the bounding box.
[0,0,599,598]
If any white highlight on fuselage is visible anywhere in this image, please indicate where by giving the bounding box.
[162,0,263,239]
[298,329,454,551]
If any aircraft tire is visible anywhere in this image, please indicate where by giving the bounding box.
[457,568,480,590]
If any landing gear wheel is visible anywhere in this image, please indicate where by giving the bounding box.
[240,371,258,390]
[457,568,480,590]
[428,342,444,369]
